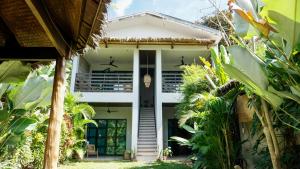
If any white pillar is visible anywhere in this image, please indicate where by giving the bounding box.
[155,49,163,157]
[131,49,139,158]
[70,55,79,92]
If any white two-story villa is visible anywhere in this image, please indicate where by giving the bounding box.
[70,12,221,160]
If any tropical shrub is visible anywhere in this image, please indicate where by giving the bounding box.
[0,61,97,168]
[220,0,300,169]
[173,59,242,169]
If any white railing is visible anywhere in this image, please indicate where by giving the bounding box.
[162,72,183,93]
[75,72,133,92]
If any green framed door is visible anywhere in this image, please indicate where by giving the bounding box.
[87,119,126,156]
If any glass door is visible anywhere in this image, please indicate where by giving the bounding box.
[87,119,126,156]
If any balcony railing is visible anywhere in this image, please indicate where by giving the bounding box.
[75,72,133,92]
[162,72,183,93]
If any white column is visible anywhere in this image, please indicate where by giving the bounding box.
[70,55,79,92]
[131,49,139,158]
[155,49,163,157]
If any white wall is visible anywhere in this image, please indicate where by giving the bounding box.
[79,93,134,103]
[162,107,176,148]
[93,107,132,151]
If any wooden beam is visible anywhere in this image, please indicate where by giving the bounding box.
[0,47,58,61]
[43,56,66,169]
[25,0,70,57]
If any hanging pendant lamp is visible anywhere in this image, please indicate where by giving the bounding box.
[144,56,151,88]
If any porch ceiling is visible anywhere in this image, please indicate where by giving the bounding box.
[84,48,133,65]
[83,48,210,66]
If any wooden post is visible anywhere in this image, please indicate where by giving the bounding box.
[43,56,66,169]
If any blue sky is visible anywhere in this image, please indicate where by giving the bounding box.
[107,0,227,22]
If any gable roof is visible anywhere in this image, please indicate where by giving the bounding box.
[100,12,222,46]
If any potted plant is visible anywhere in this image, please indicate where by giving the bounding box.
[162,147,173,160]
[123,150,131,160]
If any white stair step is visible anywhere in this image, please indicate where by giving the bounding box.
[140,119,155,121]
[138,150,157,154]
[138,138,156,141]
[138,141,156,145]
[137,152,157,156]
[139,121,155,123]
[138,145,157,148]
[139,136,156,139]
[139,131,156,134]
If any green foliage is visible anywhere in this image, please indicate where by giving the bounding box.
[0,61,31,83]
[227,0,300,168]
[59,92,97,163]
[228,0,300,128]
[175,58,242,168]
[0,61,96,168]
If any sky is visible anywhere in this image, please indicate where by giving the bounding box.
[107,0,227,22]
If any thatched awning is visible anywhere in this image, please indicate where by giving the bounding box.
[0,0,110,60]
[100,37,216,47]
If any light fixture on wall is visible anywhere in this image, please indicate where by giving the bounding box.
[144,55,151,88]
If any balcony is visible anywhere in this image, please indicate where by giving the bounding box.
[162,72,183,93]
[75,72,133,93]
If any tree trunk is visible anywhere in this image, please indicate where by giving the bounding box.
[43,56,66,169]
[223,128,231,169]
[254,100,281,169]
[260,100,281,169]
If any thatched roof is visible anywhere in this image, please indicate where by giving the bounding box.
[99,12,222,47]
[100,37,216,46]
[0,0,110,59]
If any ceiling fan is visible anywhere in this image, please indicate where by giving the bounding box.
[106,107,118,114]
[101,56,119,68]
[175,56,188,67]
[102,67,111,73]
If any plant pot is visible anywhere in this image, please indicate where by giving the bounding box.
[236,95,254,122]
[123,151,131,160]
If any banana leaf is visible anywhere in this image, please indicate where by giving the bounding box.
[261,0,300,56]
[9,73,53,110]
[223,64,282,108]
[0,61,31,83]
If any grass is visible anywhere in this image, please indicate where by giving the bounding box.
[59,160,191,169]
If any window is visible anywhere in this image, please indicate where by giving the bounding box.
[87,119,127,156]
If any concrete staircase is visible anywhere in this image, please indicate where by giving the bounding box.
[136,107,157,161]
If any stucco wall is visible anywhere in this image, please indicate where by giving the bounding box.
[93,106,132,151]
[162,106,176,148]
